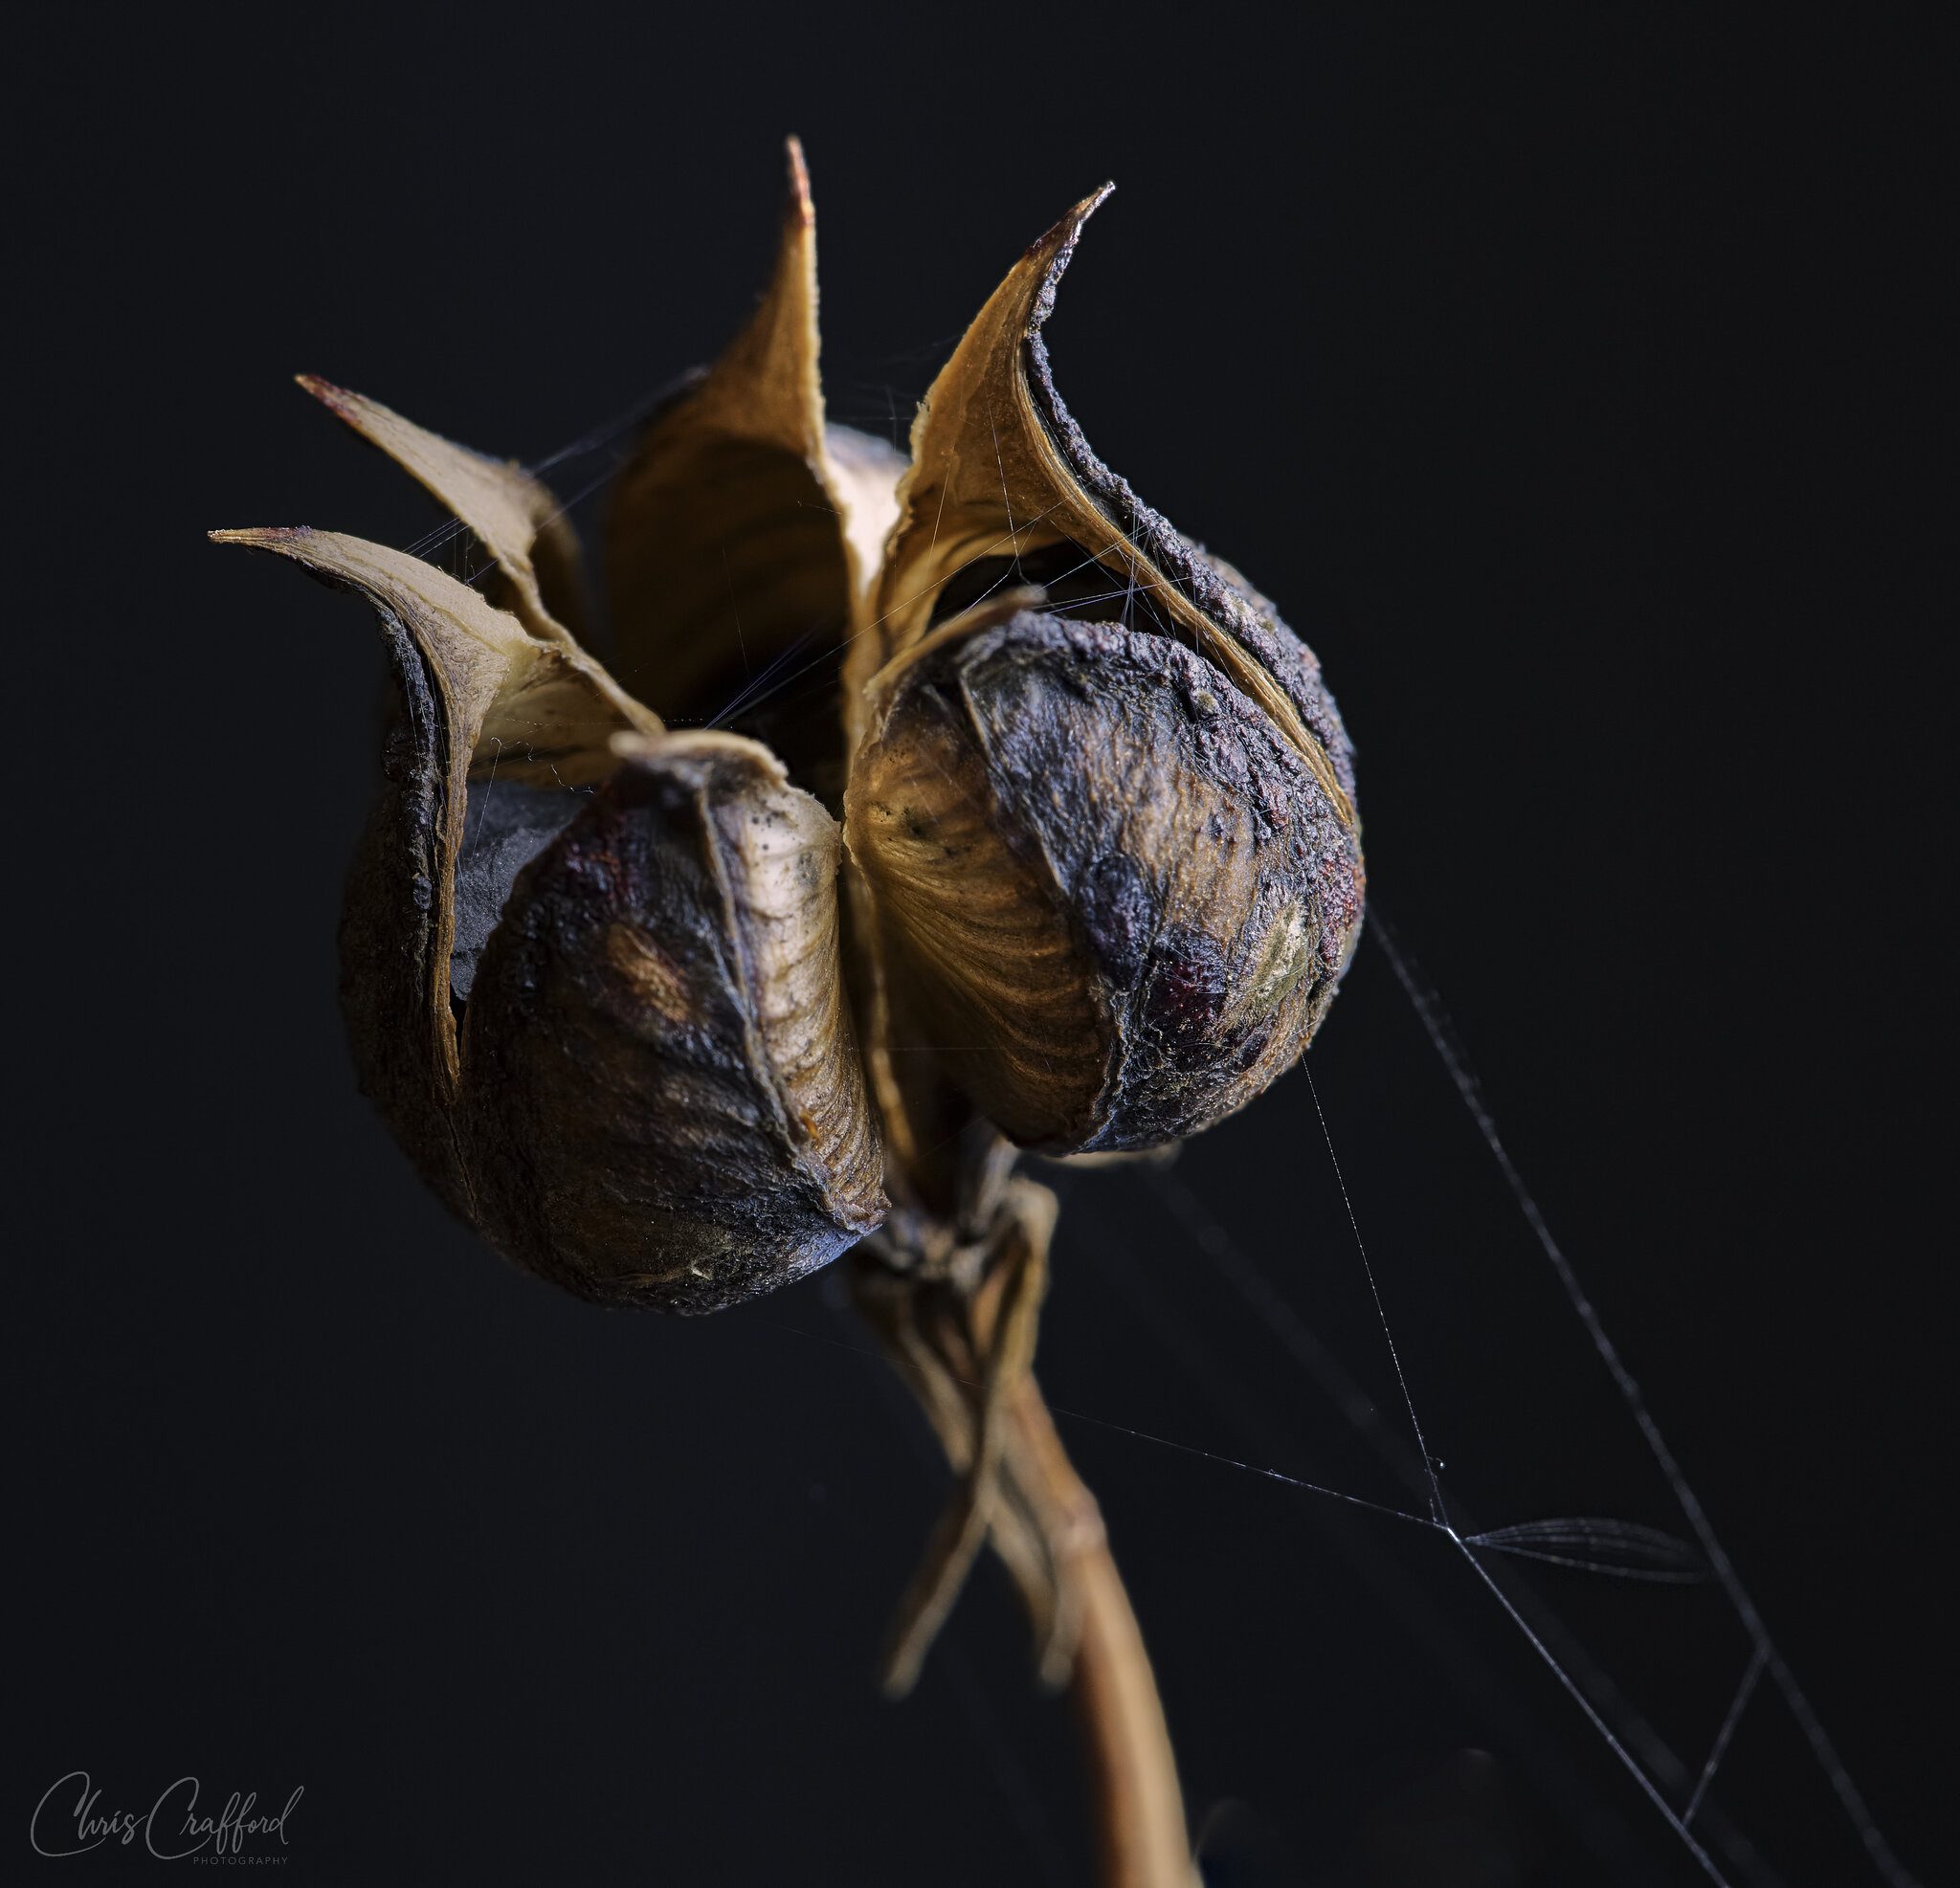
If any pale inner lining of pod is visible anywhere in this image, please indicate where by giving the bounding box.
[448,638,652,1011]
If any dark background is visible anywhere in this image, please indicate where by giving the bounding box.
[14,8,1947,1885]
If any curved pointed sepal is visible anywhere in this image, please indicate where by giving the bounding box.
[603,140,895,769]
[298,377,589,645]
[860,189,1357,833]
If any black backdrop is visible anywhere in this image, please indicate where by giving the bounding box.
[15,9,1947,1885]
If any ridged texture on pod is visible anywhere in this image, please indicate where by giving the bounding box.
[463,732,885,1312]
[848,603,1359,1151]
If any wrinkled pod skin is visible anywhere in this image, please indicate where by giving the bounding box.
[462,733,885,1312]
[847,604,1360,1152]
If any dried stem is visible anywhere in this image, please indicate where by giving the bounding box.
[854,1176,1195,1888]
[1006,1374,1196,1888]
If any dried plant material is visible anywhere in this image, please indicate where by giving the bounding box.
[299,376,590,643]
[606,139,902,796]
[856,188,1355,835]
[217,149,1361,1272]
[849,599,1360,1150]
[462,732,885,1312]
[208,526,657,1213]
[214,147,1362,1888]
[843,194,1364,1153]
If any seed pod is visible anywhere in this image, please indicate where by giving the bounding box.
[214,420,883,1310]
[844,190,1365,1152]
[214,155,1365,1304]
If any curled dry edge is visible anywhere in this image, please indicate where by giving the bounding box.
[214,140,1364,1888]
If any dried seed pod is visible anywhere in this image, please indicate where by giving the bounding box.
[849,601,1356,1150]
[211,147,900,1310]
[214,463,882,1310]
[844,192,1365,1152]
[215,157,1363,1307]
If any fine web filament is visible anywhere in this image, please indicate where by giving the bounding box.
[1366,906,1920,1888]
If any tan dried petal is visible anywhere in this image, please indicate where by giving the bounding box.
[298,376,590,645]
[606,140,902,748]
[857,187,1355,833]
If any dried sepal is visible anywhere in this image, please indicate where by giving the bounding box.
[858,187,1356,833]
[461,731,886,1311]
[605,140,902,768]
[298,376,590,645]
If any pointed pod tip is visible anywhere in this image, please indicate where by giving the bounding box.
[294,373,357,416]
[783,134,813,223]
[1026,182,1114,261]
[209,525,306,548]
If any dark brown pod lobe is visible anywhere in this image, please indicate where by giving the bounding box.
[847,604,1363,1152]
[462,732,886,1312]
[214,510,883,1311]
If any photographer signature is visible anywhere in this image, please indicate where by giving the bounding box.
[30,1772,302,1859]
